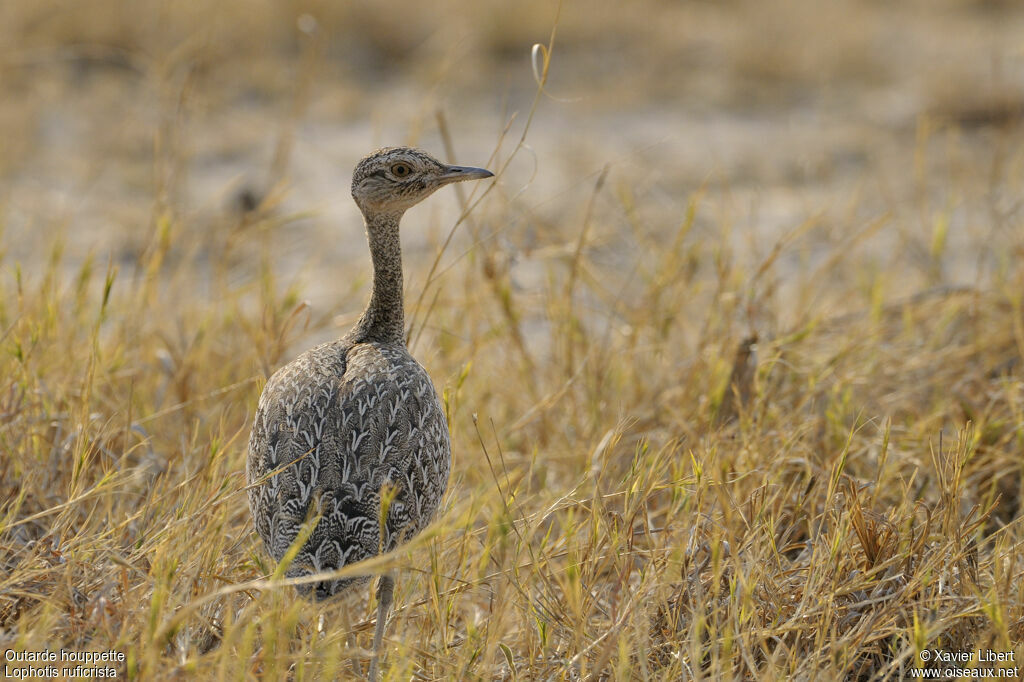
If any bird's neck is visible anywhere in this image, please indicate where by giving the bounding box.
[352,212,406,344]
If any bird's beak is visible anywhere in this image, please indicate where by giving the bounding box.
[439,165,495,184]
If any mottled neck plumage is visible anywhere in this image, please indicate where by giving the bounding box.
[352,212,405,344]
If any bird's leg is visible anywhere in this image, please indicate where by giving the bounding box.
[368,574,394,681]
[336,607,360,678]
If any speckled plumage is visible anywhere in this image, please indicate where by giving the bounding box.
[246,148,492,610]
[247,336,450,597]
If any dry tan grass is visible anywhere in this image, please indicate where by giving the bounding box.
[2,1,1024,680]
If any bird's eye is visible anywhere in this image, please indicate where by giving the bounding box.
[391,163,411,178]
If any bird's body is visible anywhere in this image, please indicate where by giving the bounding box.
[247,334,450,597]
[246,147,492,677]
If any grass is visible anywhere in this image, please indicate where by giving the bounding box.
[2,1,1024,680]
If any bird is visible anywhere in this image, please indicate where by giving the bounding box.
[246,147,493,678]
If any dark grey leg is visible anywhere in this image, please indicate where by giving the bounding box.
[346,629,360,677]
[368,574,394,681]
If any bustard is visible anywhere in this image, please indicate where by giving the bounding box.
[246,147,493,678]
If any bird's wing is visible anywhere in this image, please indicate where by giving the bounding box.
[246,341,350,563]
[246,340,450,597]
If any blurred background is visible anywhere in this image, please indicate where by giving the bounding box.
[3,0,1023,317]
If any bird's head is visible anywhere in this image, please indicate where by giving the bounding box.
[351,147,494,217]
